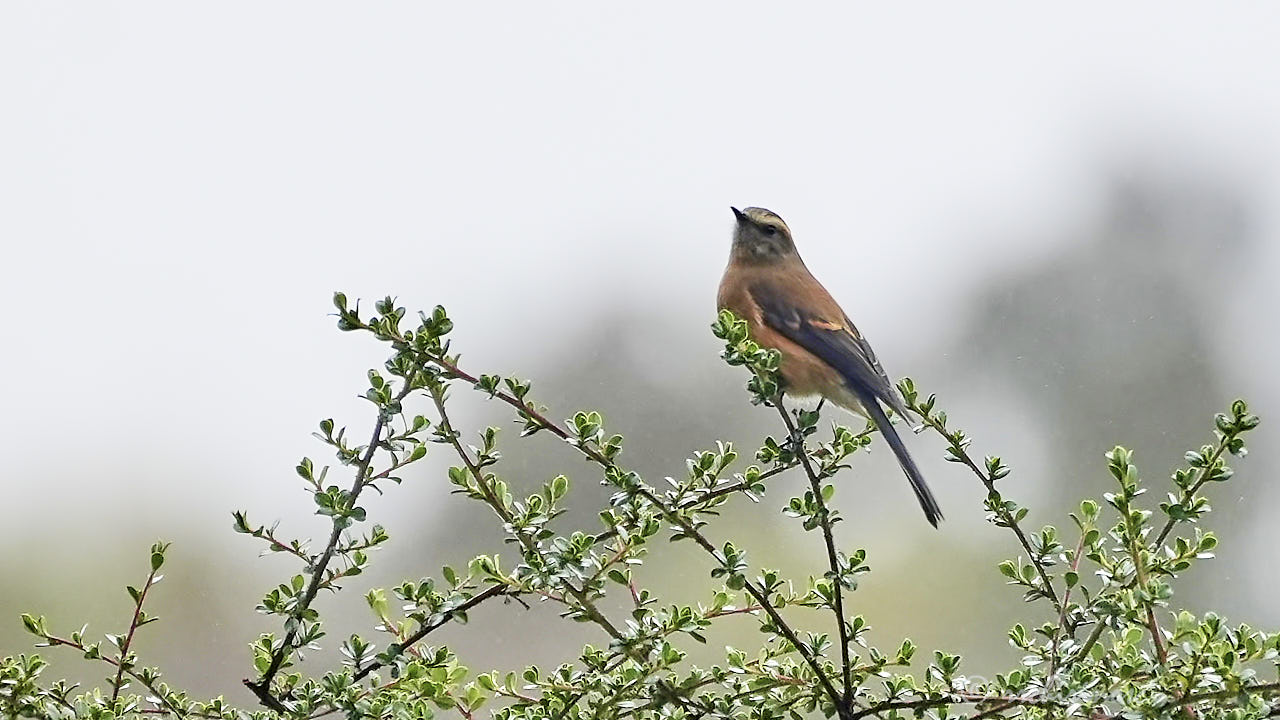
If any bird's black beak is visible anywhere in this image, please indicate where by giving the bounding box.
[730,206,746,223]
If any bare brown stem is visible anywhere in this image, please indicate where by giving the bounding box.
[109,562,162,703]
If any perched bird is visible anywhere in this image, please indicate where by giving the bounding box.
[717,206,943,527]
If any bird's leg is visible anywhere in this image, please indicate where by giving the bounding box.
[815,398,826,415]
[776,396,806,453]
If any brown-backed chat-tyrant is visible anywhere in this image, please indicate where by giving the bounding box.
[717,206,943,527]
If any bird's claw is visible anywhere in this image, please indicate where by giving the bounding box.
[786,426,806,454]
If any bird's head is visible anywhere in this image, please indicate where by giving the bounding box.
[730,206,797,263]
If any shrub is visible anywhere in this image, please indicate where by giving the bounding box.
[4,295,1273,720]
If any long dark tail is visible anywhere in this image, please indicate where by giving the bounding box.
[860,395,943,527]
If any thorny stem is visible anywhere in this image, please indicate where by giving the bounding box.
[775,397,854,705]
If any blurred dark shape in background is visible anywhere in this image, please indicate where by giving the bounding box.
[942,160,1273,641]
[959,167,1252,490]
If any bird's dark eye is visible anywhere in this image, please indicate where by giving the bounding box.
[762,225,777,236]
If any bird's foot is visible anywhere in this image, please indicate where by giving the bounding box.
[785,426,806,455]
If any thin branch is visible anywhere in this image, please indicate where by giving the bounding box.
[1154,438,1230,548]
[1068,620,1108,666]
[1048,531,1088,680]
[109,561,162,703]
[550,655,630,720]
[591,623,803,720]
[1178,681,1280,706]
[628,497,845,712]
[255,532,314,565]
[592,461,797,545]
[42,635,187,718]
[1177,636,1207,720]
[908,404,1062,612]
[967,699,1020,720]
[247,379,417,708]
[425,353,850,720]
[426,380,626,644]
[848,692,1058,720]
[569,631,792,720]
[352,583,513,682]
[680,678,800,720]
[619,502,847,711]
[243,678,289,714]
[840,682,1280,720]
[776,398,853,705]
[1126,486,1168,667]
